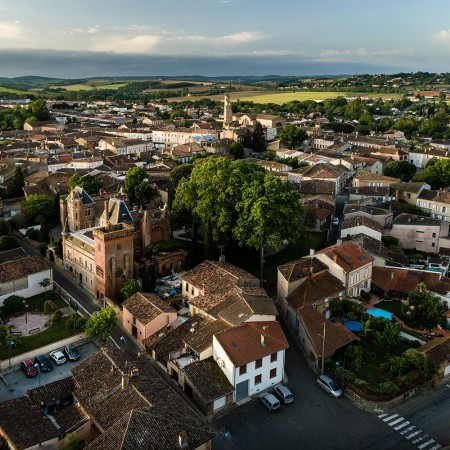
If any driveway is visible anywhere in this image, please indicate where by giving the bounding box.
[0,341,98,402]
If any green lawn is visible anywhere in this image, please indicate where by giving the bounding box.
[0,86,30,95]
[54,82,127,91]
[0,317,76,360]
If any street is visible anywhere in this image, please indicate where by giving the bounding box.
[327,193,348,246]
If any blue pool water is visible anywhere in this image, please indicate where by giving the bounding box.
[366,308,393,320]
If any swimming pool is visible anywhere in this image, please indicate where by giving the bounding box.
[366,308,393,320]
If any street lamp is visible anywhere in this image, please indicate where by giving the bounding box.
[34,363,41,387]
[318,321,326,375]
[120,336,128,348]
[6,340,15,369]
[23,301,29,325]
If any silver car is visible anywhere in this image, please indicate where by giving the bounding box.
[50,350,67,365]
[316,374,342,398]
[273,385,294,404]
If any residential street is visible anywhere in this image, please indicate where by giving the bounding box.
[213,329,449,450]
[327,193,348,246]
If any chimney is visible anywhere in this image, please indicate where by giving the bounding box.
[391,272,394,280]
[333,254,338,263]
[121,373,129,389]
[178,431,188,449]
[219,254,226,263]
[261,334,266,346]
[358,243,363,251]
[336,239,342,246]
[309,249,315,256]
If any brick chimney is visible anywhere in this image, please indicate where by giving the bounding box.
[261,334,266,346]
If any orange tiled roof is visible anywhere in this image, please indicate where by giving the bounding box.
[317,241,373,271]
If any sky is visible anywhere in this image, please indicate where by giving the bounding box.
[1,0,450,78]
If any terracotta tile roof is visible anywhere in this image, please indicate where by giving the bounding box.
[144,317,208,362]
[317,241,373,272]
[344,203,392,217]
[296,179,337,196]
[0,255,51,283]
[392,213,442,226]
[341,215,382,233]
[418,336,450,367]
[278,257,328,282]
[418,189,438,201]
[123,292,176,325]
[181,260,259,295]
[51,403,87,433]
[298,307,357,358]
[354,170,399,182]
[27,376,76,406]
[184,320,229,354]
[0,397,59,448]
[84,408,216,450]
[287,271,344,311]
[181,357,234,403]
[0,247,27,264]
[372,267,450,296]
[391,182,428,194]
[349,186,391,196]
[215,321,288,367]
[290,163,346,179]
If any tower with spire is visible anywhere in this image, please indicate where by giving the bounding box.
[223,94,233,128]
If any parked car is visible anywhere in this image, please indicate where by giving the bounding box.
[49,350,67,365]
[316,374,342,398]
[273,385,294,404]
[21,359,38,377]
[332,217,340,226]
[259,393,281,412]
[64,344,80,362]
[34,354,53,372]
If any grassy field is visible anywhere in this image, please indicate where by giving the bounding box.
[55,82,128,91]
[0,86,30,95]
[235,91,402,104]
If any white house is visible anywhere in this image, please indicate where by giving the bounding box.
[0,253,53,305]
[213,321,288,402]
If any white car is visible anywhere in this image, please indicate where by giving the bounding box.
[49,350,67,365]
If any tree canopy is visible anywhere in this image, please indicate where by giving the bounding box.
[123,167,154,206]
[412,158,450,189]
[85,306,118,341]
[120,278,141,301]
[68,173,103,195]
[279,123,307,150]
[383,160,416,182]
[405,282,444,327]
[24,194,57,222]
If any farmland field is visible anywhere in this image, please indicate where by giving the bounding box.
[0,86,30,95]
[55,82,128,91]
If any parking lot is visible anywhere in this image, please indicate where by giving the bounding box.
[0,341,98,401]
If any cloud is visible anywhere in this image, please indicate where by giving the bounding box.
[68,25,99,34]
[320,47,415,59]
[435,30,450,41]
[215,31,265,44]
[0,20,22,39]
[92,34,160,53]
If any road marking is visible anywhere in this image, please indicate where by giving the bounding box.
[428,445,441,450]
[412,435,427,444]
[394,421,410,431]
[400,426,416,435]
[378,413,388,418]
[383,414,399,422]
[388,417,405,426]
[406,430,422,440]
[418,439,435,449]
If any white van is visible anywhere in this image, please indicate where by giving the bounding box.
[259,393,281,412]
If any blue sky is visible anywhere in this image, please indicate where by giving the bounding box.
[1,0,450,78]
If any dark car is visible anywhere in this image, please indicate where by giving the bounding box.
[34,354,53,372]
[64,344,80,362]
[21,359,38,377]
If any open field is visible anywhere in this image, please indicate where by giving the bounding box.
[171,90,402,104]
[55,82,128,91]
[0,86,30,95]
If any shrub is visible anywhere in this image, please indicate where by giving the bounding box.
[43,300,56,315]
[51,309,62,324]
[26,228,40,240]
[382,236,399,247]
[2,295,25,314]
[39,242,48,256]
[0,235,18,251]
[46,291,59,302]
[65,312,86,330]
[353,378,368,387]
[390,245,404,254]
[372,381,400,396]
[397,373,418,386]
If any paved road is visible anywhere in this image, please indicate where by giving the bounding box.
[327,193,348,246]
[0,341,98,402]
[18,237,140,354]
[213,327,448,450]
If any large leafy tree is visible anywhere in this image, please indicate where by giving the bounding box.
[124,167,154,206]
[68,174,103,195]
[229,141,244,160]
[85,306,118,342]
[252,122,266,152]
[279,124,307,150]
[27,99,51,122]
[120,278,141,300]
[384,160,416,181]
[412,158,450,189]
[24,194,56,222]
[169,164,194,188]
[6,166,25,198]
[405,282,444,327]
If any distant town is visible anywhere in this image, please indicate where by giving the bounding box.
[0,72,449,450]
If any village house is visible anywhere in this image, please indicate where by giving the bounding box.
[392,182,431,205]
[417,189,450,222]
[353,170,400,188]
[340,216,383,242]
[343,204,394,228]
[288,163,347,194]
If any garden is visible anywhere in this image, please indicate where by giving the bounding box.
[0,291,86,362]
[327,296,436,398]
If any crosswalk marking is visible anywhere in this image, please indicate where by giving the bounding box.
[377,412,442,449]
[412,435,427,444]
[406,430,422,440]
[383,414,399,422]
[418,439,435,449]
[394,421,410,431]
[388,417,405,426]
[400,426,416,435]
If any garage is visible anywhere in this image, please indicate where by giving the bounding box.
[213,396,227,410]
